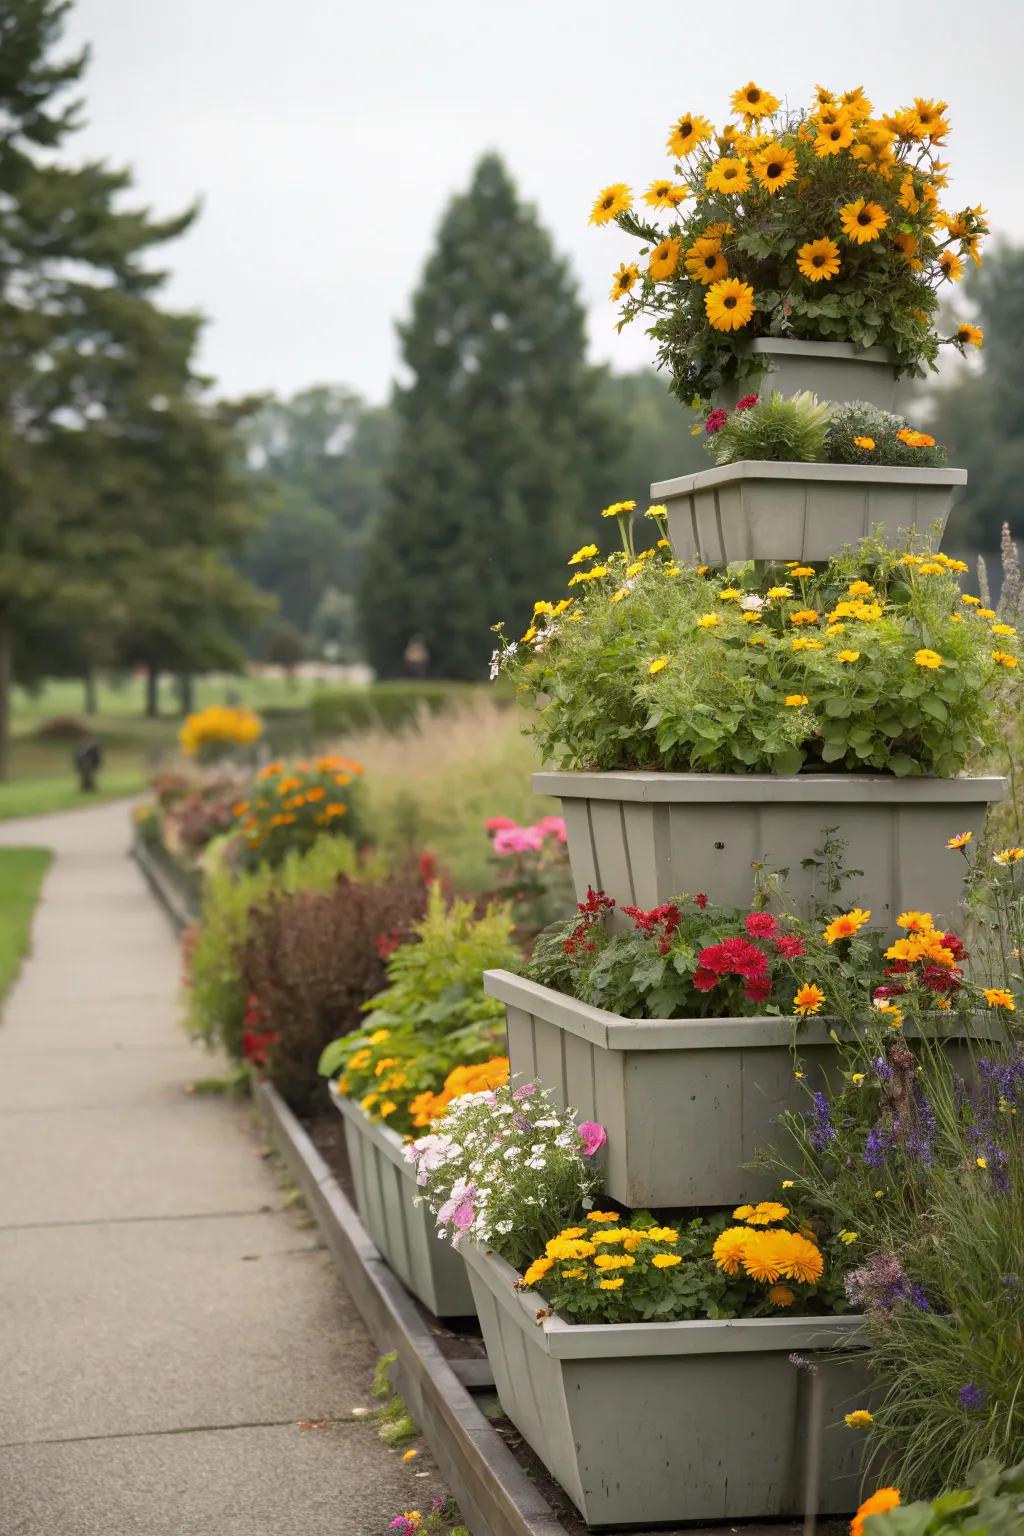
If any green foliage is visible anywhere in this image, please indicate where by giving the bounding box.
[707,391,831,465]
[866,1462,1024,1535]
[183,834,359,1057]
[763,1034,1024,1499]
[318,886,517,1136]
[309,681,477,738]
[824,402,948,467]
[0,846,50,1001]
[499,533,1015,776]
[931,244,1024,570]
[358,153,622,680]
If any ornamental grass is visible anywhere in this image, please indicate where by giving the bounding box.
[590,82,987,402]
[493,526,1019,777]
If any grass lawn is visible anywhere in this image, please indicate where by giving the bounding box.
[0,766,146,822]
[11,671,320,725]
[0,847,52,1002]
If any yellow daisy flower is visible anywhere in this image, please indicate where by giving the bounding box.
[797,237,841,282]
[589,183,632,226]
[704,277,755,331]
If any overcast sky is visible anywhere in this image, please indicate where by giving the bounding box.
[64,0,1023,405]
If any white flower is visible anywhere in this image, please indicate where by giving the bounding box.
[488,648,501,682]
[534,1118,560,1129]
[740,593,765,612]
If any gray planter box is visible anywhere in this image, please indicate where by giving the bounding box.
[331,1090,476,1318]
[652,459,966,565]
[485,970,996,1208]
[713,337,903,412]
[463,1241,868,1528]
[536,769,1005,932]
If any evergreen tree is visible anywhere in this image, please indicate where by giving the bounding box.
[929,244,1024,574]
[358,154,622,679]
[0,0,265,765]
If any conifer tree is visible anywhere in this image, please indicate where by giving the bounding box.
[0,0,264,768]
[359,154,622,679]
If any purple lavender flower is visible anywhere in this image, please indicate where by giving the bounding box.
[905,1086,935,1165]
[872,1055,894,1082]
[909,1285,931,1311]
[846,1251,910,1313]
[864,1124,888,1167]
[958,1382,985,1411]
[807,1091,836,1152]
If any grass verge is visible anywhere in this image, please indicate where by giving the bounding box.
[0,847,52,1002]
[0,766,145,822]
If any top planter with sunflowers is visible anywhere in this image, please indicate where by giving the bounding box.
[591,82,986,408]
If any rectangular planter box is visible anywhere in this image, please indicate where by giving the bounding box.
[331,1091,476,1318]
[651,459,967,565]
[536,769,1005,933]
[463,1241,868,1528]
[713,338,903,413]
[485,970,997,1208]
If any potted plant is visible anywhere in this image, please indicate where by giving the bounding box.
[318,888,519,1317]
[589,81,986,411]
[654,393,968,564]
[486,893,1001,1207]
[411,1084,867,1526]
[493,530,1011,923]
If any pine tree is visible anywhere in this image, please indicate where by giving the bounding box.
[358,154,622,679]
[0,0,265,767]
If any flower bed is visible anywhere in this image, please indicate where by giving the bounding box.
[461,1238,866,1526]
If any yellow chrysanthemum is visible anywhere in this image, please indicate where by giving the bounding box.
[649,236,682,282]
[794,983,826,1017]
[705,277,755,332]
[751,143,797,194]
[992,650,1018,668]
[666,113,714,158]
[837,649,861,663]
[568,543,598,566]
[768,1283,797,1308]
[521,1256,553,1287]
[897,911,934,932]
[593,1253,635,1270]
[589,183,632,226]
[697,612,721,629]
[839,199,888,244]
[598,1277,625,1290]
[652,1253,682,1269]
[914,648,943,669]
[784,694,808,707]
[730,81,780,120]
[796,237,841,282]
[983,988,1016,1010]
[610,263,639,302]
[643,179,689,209]
[684,236,729,285]
[712,1226,750,1275]
[601,500,636,518]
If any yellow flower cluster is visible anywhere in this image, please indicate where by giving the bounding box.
[590,81,986,367]
[712,1222,824,1288]
[521,1215,682,1291]
[179,705,263,757]
[406,1057,510,1129]
[237,753,363,857]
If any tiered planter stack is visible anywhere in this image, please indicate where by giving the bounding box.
[465,340,1007,1527]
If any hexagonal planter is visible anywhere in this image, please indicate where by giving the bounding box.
[463,1240,868,1528]
[535,769,1005,933]
[712,338,904,413]
[485,970,997,1209]
[651,459,967,566]
[331,1090,475,1318]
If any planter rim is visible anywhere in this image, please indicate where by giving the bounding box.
[534,769,1007,806]
[744,338,893,364]
[330,1087,411,1172]
[462,1241,865,1359]
[652,459,967,500]
[486,969,1002,1053]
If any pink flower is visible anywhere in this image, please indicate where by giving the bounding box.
[705,407,728,434]
[538,815,568,843]
[578,1121,607,1156]
[744,912,778,939]
[452,1200,476,1233]
[735,393,759,411]
[492,824,546,855]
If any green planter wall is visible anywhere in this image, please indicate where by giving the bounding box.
[463,1241,868,1528]
[536,769,1005,933]
[652,459,966,566]
[713,337,903,412]
[331,1091,475,1318]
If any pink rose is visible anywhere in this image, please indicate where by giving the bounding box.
[578,1121,607,1156]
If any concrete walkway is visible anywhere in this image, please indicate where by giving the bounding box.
[0,802,444,1535]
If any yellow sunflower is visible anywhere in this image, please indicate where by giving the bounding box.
[751,143,797,194]
[684,236,729,285]
[839,198,888,244]
[609,264,639,302]
[649,236,682,282]
[957,323,983,349]
[730,81,780,120]
[643,179,689,209]
[914,97,950,140]
[813,119,854,156]
[705,277,755,332]
[666,113,714,158]
[796,237,841,282]
[891,232,921,268]
[939,251,964,282]
[705,157,751,195]
[589,183,632,226]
